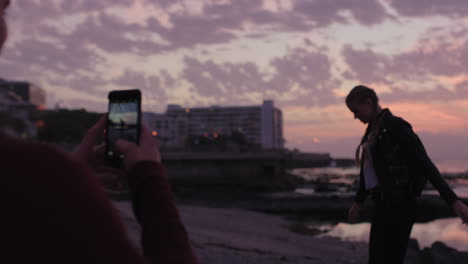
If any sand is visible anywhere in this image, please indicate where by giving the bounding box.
[113,201,368,264]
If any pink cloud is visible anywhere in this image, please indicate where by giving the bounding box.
[388,0,468,17]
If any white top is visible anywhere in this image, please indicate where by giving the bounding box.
[362,140,379,190]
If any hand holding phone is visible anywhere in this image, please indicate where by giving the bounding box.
[105,89,141,168]
[115,125,161,170]
[73,116,124,189]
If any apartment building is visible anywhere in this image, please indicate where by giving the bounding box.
[0,80,46,109]
[0,87,39,137]
[143,100,284,149]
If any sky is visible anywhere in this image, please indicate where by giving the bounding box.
[1,0,468,170]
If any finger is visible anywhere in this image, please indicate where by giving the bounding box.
[92,143,106,161]
[115,139,135,154]
[140,125,153,142]
[95,165,125,177]
[80,115,107,149]
[93,143,106,154]
[140,125,160,150]
[96,172,119,186]
[98,174,124,191]
[91,115,108,132]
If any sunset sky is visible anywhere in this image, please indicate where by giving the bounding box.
[1,0,468,170]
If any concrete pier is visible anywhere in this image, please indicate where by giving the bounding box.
[161,152,289,187]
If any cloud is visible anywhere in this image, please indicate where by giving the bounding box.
[267,47,341,106]
[182,56,266,104]
[341,25,468,102]
[292,0,390,27]
[2,36,102,75]
[51,76,109,97]
[387,0,468,17]
[2,0,468,113]
[181,47,340,106]
[145,15,239,49]
[112,69,167,100]
[9,0,133,34]
[140,0,392,50]
[4,0,393,65]
[341,45,391,84]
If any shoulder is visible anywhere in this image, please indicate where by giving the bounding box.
[381,111,413,134]
[0,136,105,206]
[0,135,72,162]
[0,135,84,181]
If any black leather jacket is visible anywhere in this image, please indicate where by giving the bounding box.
[355,109,458,206]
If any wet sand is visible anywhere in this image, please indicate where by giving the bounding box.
[113,201,368,264]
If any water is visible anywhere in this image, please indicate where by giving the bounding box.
[289,163,468,251]
[290,160,468,197]
[321,218,468,251]
[433,159,468,174]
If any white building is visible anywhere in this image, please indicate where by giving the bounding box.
[0,81,46,109]
[143,100,284,149]
[0,89,38,137]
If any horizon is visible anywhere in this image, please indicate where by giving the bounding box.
[1,0,468,169]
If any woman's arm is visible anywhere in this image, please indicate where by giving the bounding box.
[114,126,198,263]
[391,121,468,225]
[392,120,458,205]
[128,161,198,263]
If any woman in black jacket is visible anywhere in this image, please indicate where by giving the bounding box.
[346,85,468,264]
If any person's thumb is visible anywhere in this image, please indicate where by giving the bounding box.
[114,139,135,155]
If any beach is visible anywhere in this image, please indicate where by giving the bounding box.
[112,188,468,264]
[113,201,368,264]
[107,165,468,263]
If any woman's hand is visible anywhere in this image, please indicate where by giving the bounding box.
[348,202,362,223]
[73,116,124,189]
[115,125,161,171]
[452,200,468,225]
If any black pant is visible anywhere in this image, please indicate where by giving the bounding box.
[368,190,417,264]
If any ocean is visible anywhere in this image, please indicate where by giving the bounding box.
[288,160,468,251]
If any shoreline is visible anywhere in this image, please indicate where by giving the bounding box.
[171,185,468,223]
[112,201,468,264]
[113,201,368,264]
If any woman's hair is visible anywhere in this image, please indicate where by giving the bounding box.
[346,85,380,166]
[345,85,379,108]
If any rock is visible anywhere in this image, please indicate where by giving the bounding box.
[420,241,468,264]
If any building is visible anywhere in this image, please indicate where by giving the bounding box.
[0,80,46,109]
[0,88,38,138]
[143,100,284,150]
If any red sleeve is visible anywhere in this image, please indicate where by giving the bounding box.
[127,162,198,264]
[0,137,197,264]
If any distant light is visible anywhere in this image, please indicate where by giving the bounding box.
[36,120,45,127]
[152,131,158,136]
[185,108,190,113]
[312,137,320,143]
[213,133,219,138]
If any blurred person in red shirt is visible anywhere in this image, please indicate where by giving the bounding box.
[0,1,198,263]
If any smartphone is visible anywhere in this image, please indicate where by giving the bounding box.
[105,89,141,168]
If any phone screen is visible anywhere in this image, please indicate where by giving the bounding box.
[106,95,140,166]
